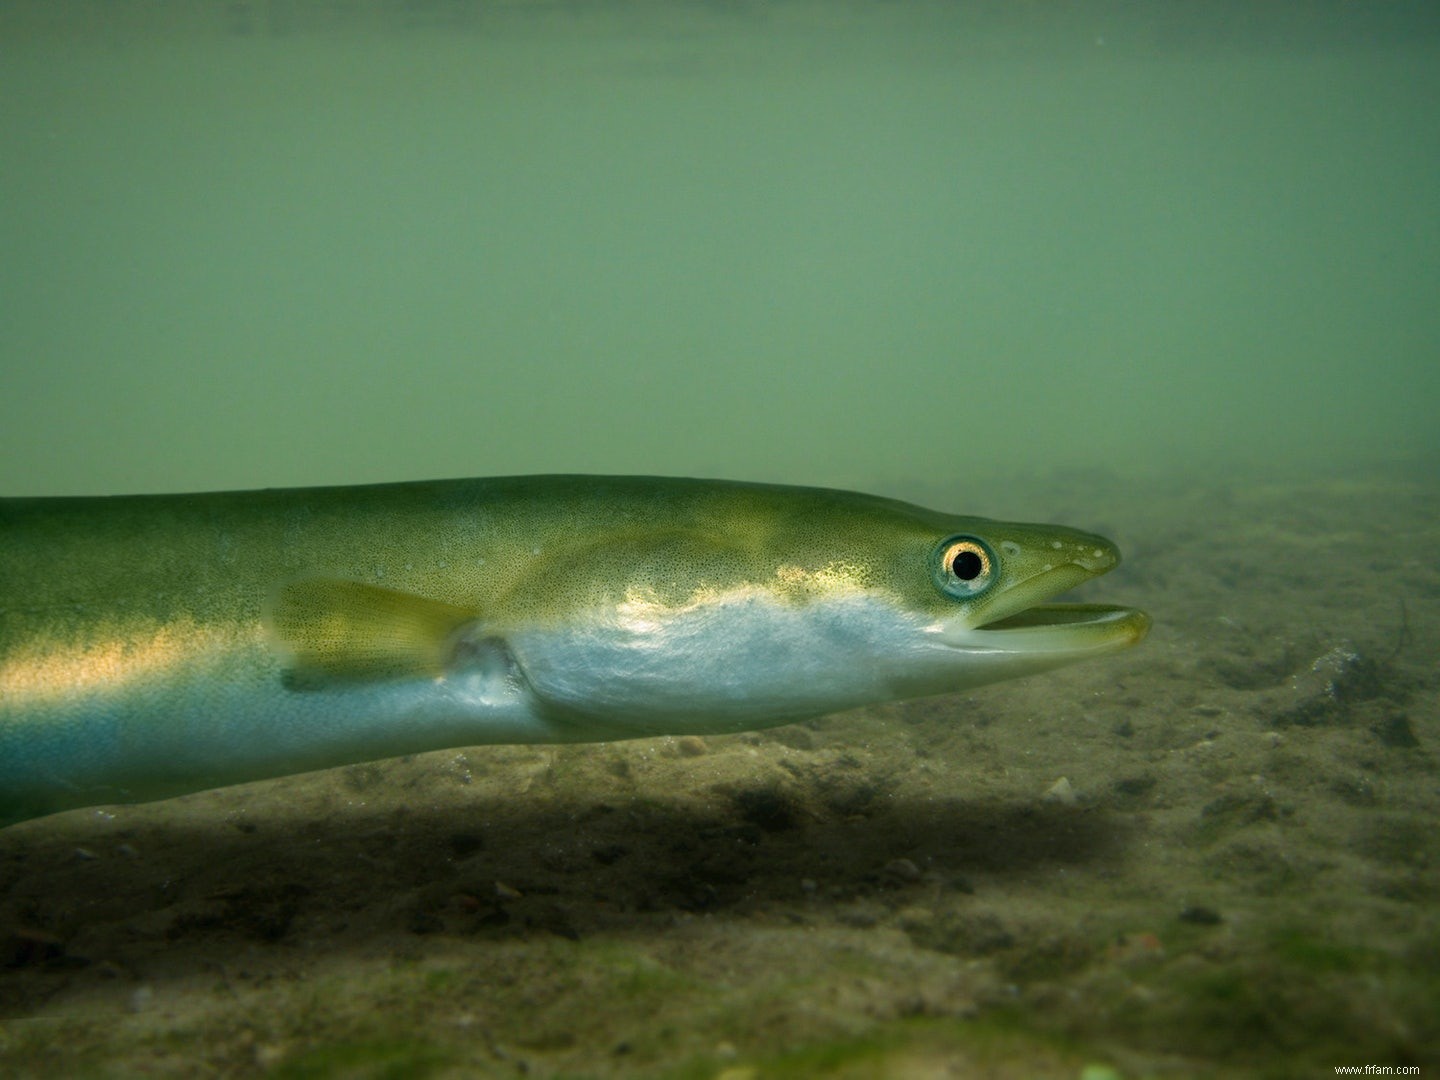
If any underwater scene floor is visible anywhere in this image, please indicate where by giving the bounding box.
[1,465,1436,1078]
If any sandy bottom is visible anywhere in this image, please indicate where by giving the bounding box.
[1,467,1436,1078]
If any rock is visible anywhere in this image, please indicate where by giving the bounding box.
[1044,776,1077,806]
[728,786,801,832]
[676,735,708,757]
[1277,643,1387,726]
[1371,709,1419,748]
[883,857,922,884]
[1178,904,1223,925]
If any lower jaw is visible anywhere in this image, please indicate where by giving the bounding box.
[972,604,1151,653]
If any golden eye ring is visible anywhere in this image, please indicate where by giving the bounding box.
[931,535,996,599]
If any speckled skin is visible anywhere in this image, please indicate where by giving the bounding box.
[0,475,1147,825]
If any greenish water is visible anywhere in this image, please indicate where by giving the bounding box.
[2,1,1438,500]
[2,9,1439,1077]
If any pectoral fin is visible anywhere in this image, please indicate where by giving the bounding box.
[265,578,479,688]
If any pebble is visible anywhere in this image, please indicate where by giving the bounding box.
[1044,776,1077,806]
[1179,904,1223,925]
[676,736,708,757]
[883,857,922,884]
[253,1043,287,1068]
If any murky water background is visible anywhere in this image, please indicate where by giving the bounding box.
[2,2,1437,499]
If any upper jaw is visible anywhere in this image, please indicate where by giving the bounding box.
[967,563,1098,628]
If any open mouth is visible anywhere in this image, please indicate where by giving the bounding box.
[971,602,1151,654]
[980,603,1142,631]
[951,554,1150,656]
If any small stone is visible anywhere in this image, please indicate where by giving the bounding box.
[1277,642,1385,727]
[730,787,800,831]
[1044,777,1077,806]
[883,858,922,884]
[590,843,627,866]
[1179,904,1223,925]
[839,905,881,929]
[771,726,815,750]
[1112,776,1156,799]
[494,881,523,902]
[253,1043,287,1068]
[676,735,708,757]
[1372,710,1419,748]
[606,756,633,779]
[448,831,485,858]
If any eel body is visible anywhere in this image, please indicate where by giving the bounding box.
[0,475,1149,825]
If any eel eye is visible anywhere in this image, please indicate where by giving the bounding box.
[932,535,996,599]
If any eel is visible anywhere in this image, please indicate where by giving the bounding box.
[0,475,1149,826]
